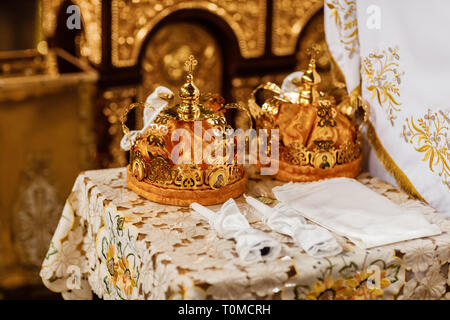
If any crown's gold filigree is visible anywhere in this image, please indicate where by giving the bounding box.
[122,57,248,205]
[317,99,337,128]
[248,43,362,177]
[282,138,361,169]
[124,56,248,190]
[130,146,245,190]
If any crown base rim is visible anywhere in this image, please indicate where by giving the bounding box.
[258,155,362,182]
[126,166,248,206]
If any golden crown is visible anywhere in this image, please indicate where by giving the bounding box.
[121,56,248,206]
[248,46,363,182]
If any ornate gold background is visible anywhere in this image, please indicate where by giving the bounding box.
[139,22,222,102]
[43,0,102,64]
[272,0,324,56]
[110,0,266,67]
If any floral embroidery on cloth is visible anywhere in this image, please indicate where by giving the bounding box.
[282,250,404,300]
[362,46,404,125]
[96,206,140,299]
[39,168,450,300]
[403,108,450,188]
[326,0,359,58]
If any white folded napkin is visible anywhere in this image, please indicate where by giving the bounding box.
[272,178,442,249]
[120,86,173,151]
[245,195,342,257]
[190,199,282,263]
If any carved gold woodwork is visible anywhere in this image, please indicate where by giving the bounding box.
[102,87,137,168]
[138,22,222,116]
[42,0,102,64]
[42,0,64,38]
[272,0,323,56]
[111,0,266,67]
[43,0,266,67]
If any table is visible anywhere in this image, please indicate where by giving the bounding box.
[39,168,450,300]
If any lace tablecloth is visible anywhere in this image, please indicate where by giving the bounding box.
[39,168,450,300]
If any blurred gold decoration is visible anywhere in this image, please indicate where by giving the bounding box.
[103,86,137,168]
[111,0,266,67]
[76,0,102,64]
[122,56,248,206]
[42,0,267,66]
[138,22,222,127]
[248,48,362,182]
[272,0,323,56]
[0,48,97,289]
[42,0,65,37]
[0,49,57,81]
[42,0,102,64]
[256,194,276,205]
[11,153,62,282]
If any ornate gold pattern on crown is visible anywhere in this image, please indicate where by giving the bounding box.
[173,165,204,189]
[122,55,248,199]
[282,138,361,169]
[146,154,173,184]
[129,147,245,190]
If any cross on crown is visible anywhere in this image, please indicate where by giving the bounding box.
[292,44,322,88]
[306,44,321,61]
[185,55,198,75]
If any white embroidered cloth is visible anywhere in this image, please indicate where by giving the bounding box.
[39,168,450,300]
[325,0,450,216]
[245,195,342,258]
[190,199,281,263]
[272,178,441,249]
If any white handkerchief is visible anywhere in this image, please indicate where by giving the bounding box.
[120,86,172,151]
[272,178,442,249]
[245,195,342,258]
[190,199,281,263]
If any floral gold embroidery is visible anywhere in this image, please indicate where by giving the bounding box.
[285,252,403,300]
[362,46,404,125]
[403,109,450,188]
[327,0,359,58]
[99,207,140,299]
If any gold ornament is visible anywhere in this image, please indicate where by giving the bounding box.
[131,151,146,181]
[249,45,362,181]
[122,56,248,205]
[292,45,322,106]
[177,55,201,121]
[208,167,229,190]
